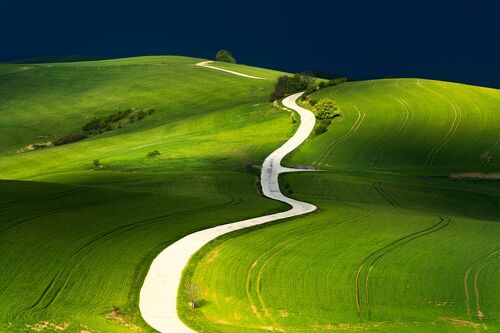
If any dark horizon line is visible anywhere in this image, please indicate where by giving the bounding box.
[2,52,499,90]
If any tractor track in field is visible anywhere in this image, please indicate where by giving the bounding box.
[355,217,451,318]
[139,62,317,333]
[370,81,413,169]
[313,101,365,168]
[463,248,500,325]
[20,197,241,316]
[0,188,85,212]
[0,195,122,236]
[249,219,345,328]
[372,182,399,207]
[417,80,462,167]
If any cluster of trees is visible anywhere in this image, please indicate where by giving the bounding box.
[82,108,155,135]
[270,71,348,102]
[270,73,316,101]
[267,70,346,135]
[215,50,236,63]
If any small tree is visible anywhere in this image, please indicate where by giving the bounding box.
[299,71,315,87]
[92,159,101,168]
[270,75,290,101]
[185,281,199,309]
[215,49,236,63]
[314,98,340,120]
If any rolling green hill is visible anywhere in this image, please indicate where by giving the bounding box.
[0,56,293,332]
[4,55,106,64]
[2,56,499,333]
[181,79,500,332]
[287,79,500,174]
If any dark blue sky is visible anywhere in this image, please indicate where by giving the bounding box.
[1,0,499,87]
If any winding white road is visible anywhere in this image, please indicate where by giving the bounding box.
[195,60,265,79]
[139,63,317,333]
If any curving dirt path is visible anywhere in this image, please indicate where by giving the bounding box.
[139,63,317,333]
[195,60,265,79]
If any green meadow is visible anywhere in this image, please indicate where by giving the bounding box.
[0,56,292,332]
[1,56,499,333]
[181,79,500,332]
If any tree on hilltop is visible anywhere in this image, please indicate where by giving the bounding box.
[215,49,236,63]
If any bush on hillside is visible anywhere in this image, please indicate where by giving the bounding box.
[314,98,340,120]
[82,108,155,135]
[147,150,161,158]
[53,133,88,146]
[269,73,316,102]
[318,77,348,89]
[92,159,101,168]
[215,50,236,63]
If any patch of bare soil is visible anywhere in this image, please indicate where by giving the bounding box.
[106,307,143,332]
[17,141,53,153]
[278,309,288,317]
[450,172,500,180]
[25,321,69,331]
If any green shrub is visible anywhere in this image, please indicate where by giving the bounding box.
[82,108,155,135]
[318,77,348,89]
[269,75,290,101]
[92,159,101,168]
[215,50,236,63]
[53,133,88,146]
[314,98,340,120]
[147,150,161,158]
[309,98,318,106]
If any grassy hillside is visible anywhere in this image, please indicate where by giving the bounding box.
[0,56,293,332]
[287,79,500,174]
[182,79,500,332]
[5,55,106,64]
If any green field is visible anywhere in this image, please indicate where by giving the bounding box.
[0,56,293,332]
[181,79,500,332]
[1,57,499,333]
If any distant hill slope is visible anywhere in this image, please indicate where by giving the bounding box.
[287,78,500,175]
[0,56,288,179]
[4,55,106,64]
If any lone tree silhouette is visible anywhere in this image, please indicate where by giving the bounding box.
[215,49,236,63]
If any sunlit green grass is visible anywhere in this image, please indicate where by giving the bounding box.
[287,79,500,174]
[182,80,500,332]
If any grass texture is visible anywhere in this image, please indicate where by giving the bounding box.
[181,79,500,332]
